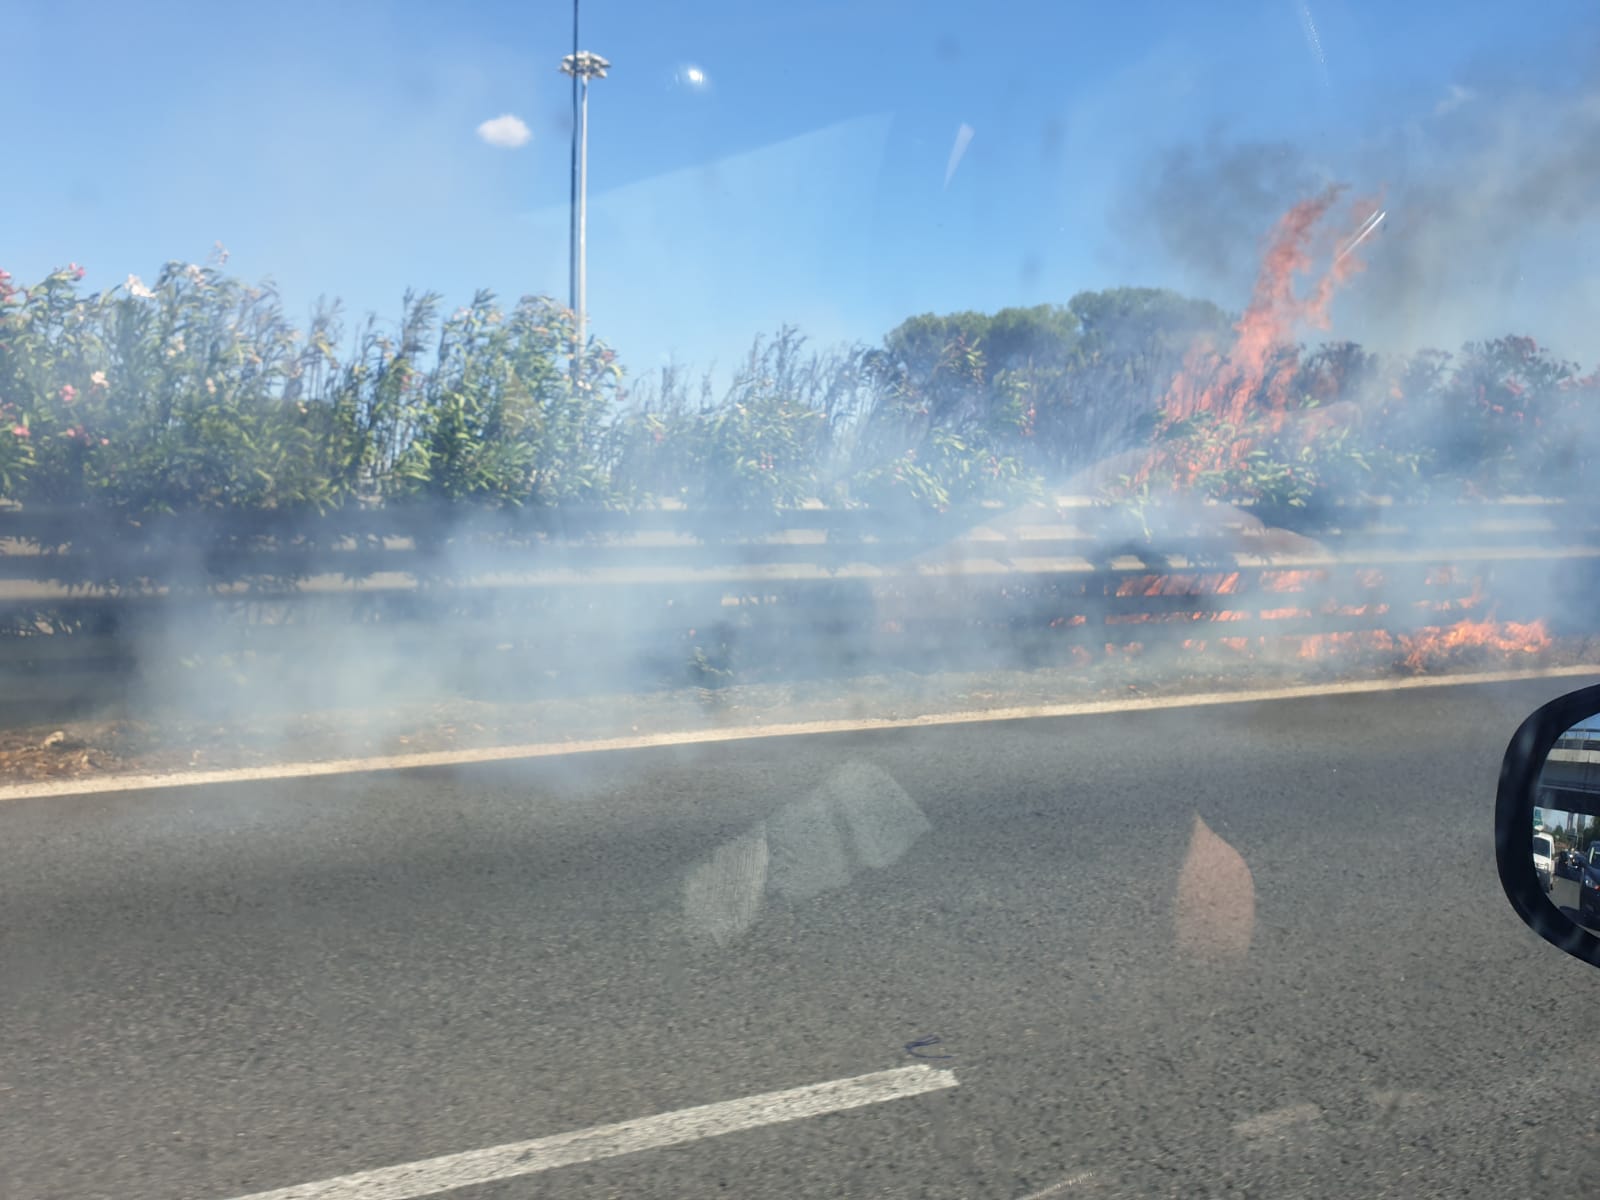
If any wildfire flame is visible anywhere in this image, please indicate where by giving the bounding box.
[876,583,1547,675]
[1287,617,1552,667]
[1131,186,1382,490]
[1298,630,1396,660]
[1261,569,1327,593]
[1400,618,1551,671]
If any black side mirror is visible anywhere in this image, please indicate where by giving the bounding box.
[1497,682,1600,969]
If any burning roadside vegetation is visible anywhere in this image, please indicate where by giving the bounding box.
[1,171,1598,779]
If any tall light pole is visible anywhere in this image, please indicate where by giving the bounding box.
[565,0,579,333]
[561,23,609,387]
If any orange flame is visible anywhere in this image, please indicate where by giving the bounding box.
[1454,576,1487,611]
[1298,630,1397,659]
[1134,187,1380,490]
[1416,574,1487,614]
[1261,569,1327,593]
[1115,572,1241,598]
[1400,618,1552,671]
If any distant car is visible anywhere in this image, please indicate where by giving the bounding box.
[1533,833,1555,892]
[1579,862,1600,926]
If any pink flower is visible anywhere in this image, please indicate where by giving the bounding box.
[68,263,86,281]
[10,424,27,438]
[99,437,109,445]
[59,384,77,404]
[89,371,108,390]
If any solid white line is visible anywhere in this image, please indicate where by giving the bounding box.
[3,662,1596,803]
[219,1065,957,1200]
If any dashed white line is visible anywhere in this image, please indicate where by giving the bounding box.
[2,662,1594,803]
[1232,1102,1323,1140]
[218,1065,957,1200]
[1017,1169,1100,1198]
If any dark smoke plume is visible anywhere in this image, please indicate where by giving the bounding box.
[1116,70,1600,360]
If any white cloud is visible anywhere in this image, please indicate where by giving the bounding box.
[476,113,531,149]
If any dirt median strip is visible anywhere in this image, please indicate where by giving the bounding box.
[1,661,1596,802]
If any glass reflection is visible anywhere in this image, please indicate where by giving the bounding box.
[682,760,931,946]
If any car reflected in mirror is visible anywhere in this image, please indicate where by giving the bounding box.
[1532,719,1600,924]
[1523,723,1600,908]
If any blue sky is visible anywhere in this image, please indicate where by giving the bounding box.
[4,1,1597,380]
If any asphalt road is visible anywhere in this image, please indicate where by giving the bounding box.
[1549,875,1600,933]
[5,676,1600,1200]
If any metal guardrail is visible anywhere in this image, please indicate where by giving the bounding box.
[0,496,1593,721]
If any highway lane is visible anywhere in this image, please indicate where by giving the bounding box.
[1549,874,1600,934]
[3,676,1599,1199]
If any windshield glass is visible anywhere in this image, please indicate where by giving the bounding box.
[3,3,1599,1198]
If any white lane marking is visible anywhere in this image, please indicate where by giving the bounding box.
[1232,1102,1323,1140]
[1018,1169,1100,1198]
[1369,1088,1433,1111]
[219,1065,957,1200]
[4,662,1596,802]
